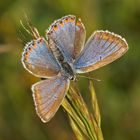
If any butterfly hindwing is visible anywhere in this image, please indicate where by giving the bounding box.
[46,15,76,63]
[73,18,86,59]
[32,76,70,122]
[22,37,60,78]
[74,30,128,73]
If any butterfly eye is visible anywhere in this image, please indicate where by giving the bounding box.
[70,75,76,81]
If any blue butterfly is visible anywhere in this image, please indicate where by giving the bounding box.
[21,15,128,122]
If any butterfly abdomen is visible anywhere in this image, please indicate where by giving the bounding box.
[48,39,64,62]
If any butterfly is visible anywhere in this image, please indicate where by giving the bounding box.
[21,15,128,122]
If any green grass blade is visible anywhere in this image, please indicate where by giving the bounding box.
[62,81,104,140]
[89,80,101,127]
[68,115,87,140]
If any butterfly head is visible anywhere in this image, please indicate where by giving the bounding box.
[69,73,76,81]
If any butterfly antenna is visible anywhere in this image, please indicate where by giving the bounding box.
[77,75,101,82]
[27,21,40,39]
[20,20,33,36]
[20,13,40,39]
[25,14,40,39]
[17,26,30,45]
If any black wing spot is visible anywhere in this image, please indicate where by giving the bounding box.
[99,56,102,60]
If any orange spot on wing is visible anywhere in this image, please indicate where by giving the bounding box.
[69,17,75,23]
[76,20,81,26]
[65,18,69,23]
[25,52,30,57]
[24,54,29,61]
[53,24,58,31]
[59,21,64,27]
[102,35,109,40]
[33,44,37,48]
[108,35,116,43]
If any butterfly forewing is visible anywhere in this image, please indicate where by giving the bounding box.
[32,76,70,122]
[22,37,60,78]
[74,30,128,73]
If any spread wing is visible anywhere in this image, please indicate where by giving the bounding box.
[74,30,128,73]
[32,76,70,122]
[46,15,86,63]
[22,37,60,78]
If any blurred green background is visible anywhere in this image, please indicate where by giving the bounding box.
[0,0,140,140]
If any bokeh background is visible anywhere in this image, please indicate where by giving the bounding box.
[0,0,140,140]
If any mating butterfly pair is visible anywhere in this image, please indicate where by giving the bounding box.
[21,15,128,122]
